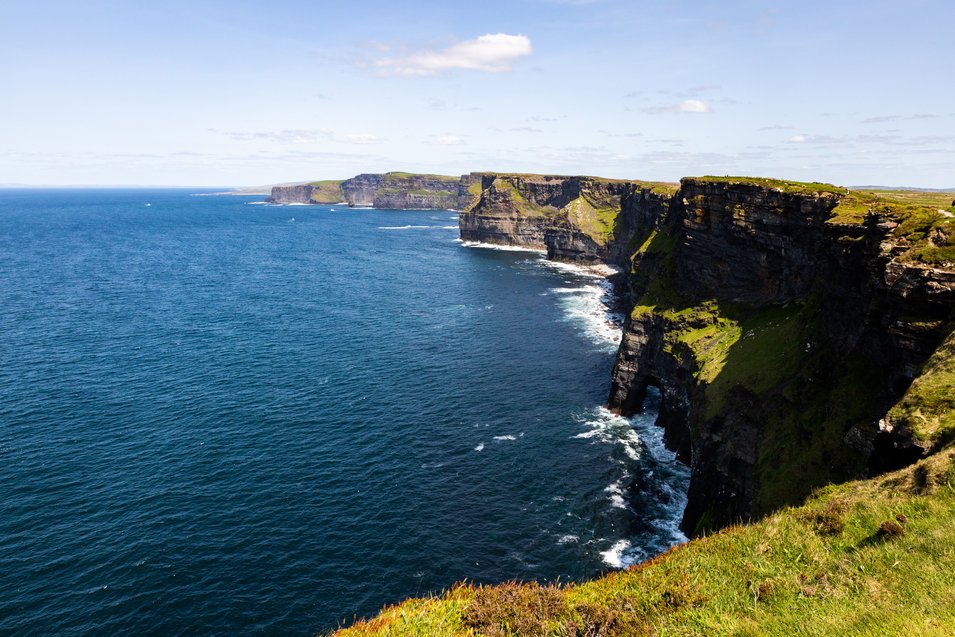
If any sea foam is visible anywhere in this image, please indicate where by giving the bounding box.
[461,241,547,254]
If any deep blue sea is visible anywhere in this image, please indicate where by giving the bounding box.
[0,189,689,636]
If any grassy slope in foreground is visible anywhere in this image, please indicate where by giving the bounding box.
[333,447,955,636]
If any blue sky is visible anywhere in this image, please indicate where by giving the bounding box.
[2,0,953,187]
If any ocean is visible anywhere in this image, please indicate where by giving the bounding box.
[0,189,689,635]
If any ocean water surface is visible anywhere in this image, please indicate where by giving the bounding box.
[0,190,689,635]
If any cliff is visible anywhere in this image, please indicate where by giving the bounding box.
[459,173,677,262]
[268,180,344,204]
[460,173,954,536]
[267,172,482,210]
[608,177,954,535]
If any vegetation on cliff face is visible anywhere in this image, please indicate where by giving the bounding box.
[333,448,955,636]
[887,325,955,449]
[828,190,955,267]
[466,175,677,249]
[307,180,345,203]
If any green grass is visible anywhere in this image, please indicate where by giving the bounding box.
[381,172,460,182]
[307,180,344,203]
[887,325,955,449]
[855,189,955,210]
[828,192,955,266]
[333,447,955,636]
[687,176,846,196]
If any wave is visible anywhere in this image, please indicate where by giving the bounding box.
[573,406,642,462]
[474,442,485,452]
[460,241,547,254]
[599,539,632,568]
[628,393,691,547]
[571,398,690,568]
[548,279,622,352]
[247,201,309,207]
[378,225,459,230]
[604,480,627,509]
[542,259,622,279]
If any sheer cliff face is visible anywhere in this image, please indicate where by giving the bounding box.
[268,184,313,204]
[459,174,675,263]
[340,174,382,206]
[372,174,463,209]
[606,178,954,535]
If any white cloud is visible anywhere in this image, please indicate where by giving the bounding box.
[641,99,714,115]
[374,33,532,76]
[431,135,464,146]
[214,129,384,146]
[341,133,383,145]
[790,135,807,143]
[677,99,711,113]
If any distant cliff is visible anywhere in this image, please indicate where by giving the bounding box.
[267,172,481,210]
[460,173,955,535]
[459,173,677,263]
[268,180,344,204]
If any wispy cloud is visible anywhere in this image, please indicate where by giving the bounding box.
[642,99,713,115]
[678,99,711,113]
[426,98,481,112]
[373,33,532,76]
[599,130,644,138]
[216,129,332,144]
[861,113,939,124]
[503,126,544,133]
[780,133,955,149]
[212,129,385,145]
[341,134,383,145]
[430,135,464,146]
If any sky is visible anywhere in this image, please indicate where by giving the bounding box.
[1,0,953,187]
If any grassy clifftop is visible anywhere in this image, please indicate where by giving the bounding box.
[828,191,955,267]
[306,180,345,203]
[333,447,955,636]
